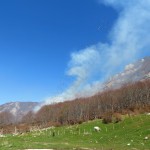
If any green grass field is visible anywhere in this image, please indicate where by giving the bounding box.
[0,114,150,150]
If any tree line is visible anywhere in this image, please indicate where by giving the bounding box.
[0,80,150,130]
[22,79,150,126]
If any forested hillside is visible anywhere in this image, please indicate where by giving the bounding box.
[0,80,149,133]
[21,80,150,129]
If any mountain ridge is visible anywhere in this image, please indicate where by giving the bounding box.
[0,56,150,121]
[103,56,150,90]
[0,101,39,121]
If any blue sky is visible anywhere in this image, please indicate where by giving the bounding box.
[0,0,150,105]
[0,0,117,104]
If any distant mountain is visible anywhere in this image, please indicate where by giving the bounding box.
[0,102,39,121]
[104,56,150,89]
[0,57,149,122]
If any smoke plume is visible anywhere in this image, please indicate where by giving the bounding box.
[41,0,150,107]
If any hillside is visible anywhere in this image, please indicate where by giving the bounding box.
[0,114,150,150]
[0,102,39,121]
[0,57,150,150]
[103,57,150,90]
[21,79,149,128]
[0,57,150,121]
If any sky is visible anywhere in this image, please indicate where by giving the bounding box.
[0,0,150,105]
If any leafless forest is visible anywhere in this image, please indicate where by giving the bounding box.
[0,80,150,133]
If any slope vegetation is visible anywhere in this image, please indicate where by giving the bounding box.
[0,114,150,150]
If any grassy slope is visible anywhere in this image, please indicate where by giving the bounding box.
[0,114,150,150]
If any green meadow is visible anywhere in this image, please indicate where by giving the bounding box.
[0,114,150,150]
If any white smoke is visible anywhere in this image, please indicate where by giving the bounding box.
[40,0,150,107]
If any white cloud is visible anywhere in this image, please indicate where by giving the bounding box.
[41,0,150,106]
[67,46,101,79]
[125,64,134,71]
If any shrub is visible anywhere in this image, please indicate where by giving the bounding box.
[113,113,122,123]
[77,120,83,124]
[102,112,113,124]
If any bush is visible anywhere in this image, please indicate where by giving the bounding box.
[113,113,122,123]
[102,112,113,124]
[77,120,83,124]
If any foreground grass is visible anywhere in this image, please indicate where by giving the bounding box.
[0,114,150,150]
